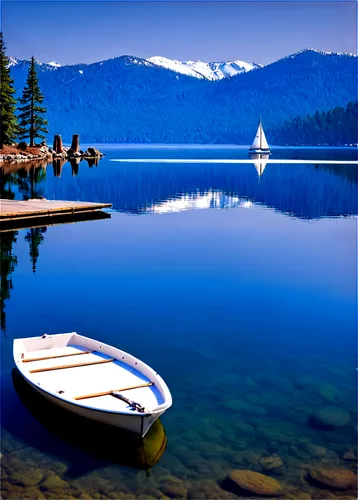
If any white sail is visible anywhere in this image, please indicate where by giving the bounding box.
[260,126,270,150]
[249,118,270,151]
[250,124,261,149]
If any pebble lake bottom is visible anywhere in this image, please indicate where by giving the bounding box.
[0,146,357,499]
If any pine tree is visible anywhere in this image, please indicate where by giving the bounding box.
[0,32,18,148]
[18,56,48,147]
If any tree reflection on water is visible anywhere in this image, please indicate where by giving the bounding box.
[0,230,18,335]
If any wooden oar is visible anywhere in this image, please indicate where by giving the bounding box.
[30,358,114,373]
[23,350,93,363]
[74,382,154,400]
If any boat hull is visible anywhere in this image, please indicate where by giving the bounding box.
[29,379,164,437]
[12,367,168,470]
[248,149,271,154]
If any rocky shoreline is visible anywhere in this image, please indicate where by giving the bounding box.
[0,137,105,163]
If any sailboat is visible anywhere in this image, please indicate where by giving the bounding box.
[249,117,271,154]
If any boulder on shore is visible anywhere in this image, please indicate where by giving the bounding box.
[0,142,104,162]
[86,147,102,157]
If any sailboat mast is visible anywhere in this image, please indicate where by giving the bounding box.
[259,116,262,149]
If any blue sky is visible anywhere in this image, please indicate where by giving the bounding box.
[1,1,357,65]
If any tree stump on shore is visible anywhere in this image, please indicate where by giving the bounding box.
[71,134,80,153]
[53,135,63,154]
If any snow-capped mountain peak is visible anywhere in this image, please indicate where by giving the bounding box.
[278,48,357,62]
[7,53,259,79]
[8,56,19,67]
[35,59,61,70]
[147,56,261,80]
[7,57,62,70]
[47,60,61,68]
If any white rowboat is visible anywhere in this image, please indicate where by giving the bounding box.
[13,332,172,437]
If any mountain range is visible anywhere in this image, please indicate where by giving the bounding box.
[9,49,357,144]
[9,54,261,80]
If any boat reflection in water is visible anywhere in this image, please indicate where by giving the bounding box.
[11,368,167,473]
[249,153,270,178]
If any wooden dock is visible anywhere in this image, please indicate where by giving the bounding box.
[0,199,112,230]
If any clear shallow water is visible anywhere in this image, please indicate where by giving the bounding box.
[1,146,357,499]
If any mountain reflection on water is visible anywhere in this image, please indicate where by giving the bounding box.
[1,153,357,220]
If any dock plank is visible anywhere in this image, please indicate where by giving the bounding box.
[0,199,112,229]
[0,210,111,232]
[0,199,112,219]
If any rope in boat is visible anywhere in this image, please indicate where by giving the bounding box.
[111,391,146,413]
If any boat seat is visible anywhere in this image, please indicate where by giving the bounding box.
[22,346,89,362]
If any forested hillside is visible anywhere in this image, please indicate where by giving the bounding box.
[10,50,357,144]
[269,101,357,146]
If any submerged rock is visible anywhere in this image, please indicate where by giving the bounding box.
[187,480,233,499]
[286,456,311,470]
[196,421,222,442]
[41,474,69,490]
[21,489,47,499]
[285,492,312,499]
[257,426,295,445]
[302,443,326,458]
[18,469,44,487]
[79,494,93,500]
[308,468,357,490]
[181,430,201,442]
[243,450,261,465]
[259,454,284,470]
[195,440,227,458]
[227,470,284,496]
[160,476,188,499]
[315,381,337,402]
[222,399,251,412]
[310,406,350,429]
[341,450,357,461]
[234,422,255,439]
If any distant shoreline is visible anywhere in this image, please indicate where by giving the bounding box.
[57,143,358,149]
[1,143,357,164]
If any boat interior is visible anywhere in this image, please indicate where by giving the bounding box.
[15,334,165,415]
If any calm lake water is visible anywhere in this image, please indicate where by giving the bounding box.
[1,146,357,499]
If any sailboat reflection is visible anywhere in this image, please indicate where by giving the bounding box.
[12,368,167,472]
[249,153,270,178]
